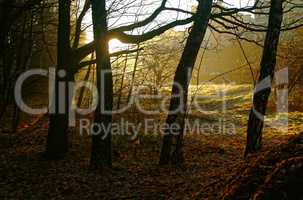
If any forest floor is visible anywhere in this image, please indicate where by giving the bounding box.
[0,113,301,200]
[1,84,303,199]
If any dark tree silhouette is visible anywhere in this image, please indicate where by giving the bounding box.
[245,0,283,155]
[45,0,72,159]
[90,0,113,168]
[159,0,213,165]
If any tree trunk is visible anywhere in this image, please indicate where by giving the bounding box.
[159,0,213,165]
[45,0,71,159]
[127,44,140,103]
[245,0,283,155]
[90,0,113,168]
[0,0,14,122]
[117,52,129,109]
[77,53,94,107]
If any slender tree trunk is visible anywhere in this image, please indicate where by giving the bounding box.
[245,0,283,155]
[0,0,14,122]
[45,0,71,159]
[159,0,213,165]
[117,52,129,109]
[127,44,140,103]
[77,53,94,107]
[90,0,113,168]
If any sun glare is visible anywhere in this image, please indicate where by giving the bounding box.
[108,38,125,53]
[84,32,125,53]
[83,14,124,53]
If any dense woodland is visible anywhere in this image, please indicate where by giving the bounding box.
[0,0,303,199]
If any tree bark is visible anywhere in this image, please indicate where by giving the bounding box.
[245,0,283,155]
[45,0,71,159]
[90,0,113,168]
[159,0,213,165]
